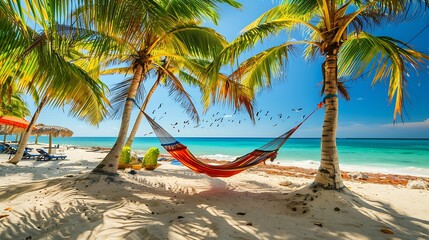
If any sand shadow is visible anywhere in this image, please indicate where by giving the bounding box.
[0,171,427,239]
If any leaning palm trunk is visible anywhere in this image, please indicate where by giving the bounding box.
[125,77,161,147]
[8,95,48,164]
[93,64,144,174]
[313,53,344,189]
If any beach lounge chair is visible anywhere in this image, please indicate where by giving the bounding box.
[1,143,32,154]
[4,144,17,154]
[0,143,6,153]
[36,148,67,161]
[22,150,41,160]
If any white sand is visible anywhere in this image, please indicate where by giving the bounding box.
[0,146,428,239]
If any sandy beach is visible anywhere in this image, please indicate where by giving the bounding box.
[0,146,428,239]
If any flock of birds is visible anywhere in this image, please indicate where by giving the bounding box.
[142,103,306,136]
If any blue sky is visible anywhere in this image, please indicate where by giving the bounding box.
[28,0,429,138]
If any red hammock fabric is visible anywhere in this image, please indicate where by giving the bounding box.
[143,104,321,177]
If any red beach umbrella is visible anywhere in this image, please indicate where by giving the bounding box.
[0,116,32,129]
[0,116,37,130]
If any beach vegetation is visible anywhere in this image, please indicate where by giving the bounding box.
[210,0,429,189]
[142,147,160,170]
[120,146,132,164]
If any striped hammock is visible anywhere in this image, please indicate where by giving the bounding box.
[143,104,321,177]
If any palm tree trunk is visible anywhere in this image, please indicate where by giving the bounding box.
[8,95,49,164]
[313,53,344,189]
[125,78,160,147]
[92,63,145,174]
[35,135,39,144]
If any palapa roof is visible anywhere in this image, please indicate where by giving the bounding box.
[0,125,26,134]
[32,125,73,137]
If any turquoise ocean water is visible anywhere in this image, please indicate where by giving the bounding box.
[23,136,429,176]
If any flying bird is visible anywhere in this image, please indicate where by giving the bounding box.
[292,108,302,112]
[158,103,163,109]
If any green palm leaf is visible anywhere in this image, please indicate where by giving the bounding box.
[339,31,429,121]
[229,43,296,91]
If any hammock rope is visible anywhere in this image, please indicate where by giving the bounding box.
[134,98,322,177]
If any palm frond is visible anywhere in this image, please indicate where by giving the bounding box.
[101,67,134,76]
[204,74,255,122]
[339,31,429,121]
[209,18,307,78]
[159,0,241,25]
[166,24,228,59]
[163,69,200,123]
[243,1,318,32]
[109,77,147,120]
[229,43,296,91]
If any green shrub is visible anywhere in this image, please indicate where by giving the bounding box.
[143,147,159,169]
[120,146,132,164]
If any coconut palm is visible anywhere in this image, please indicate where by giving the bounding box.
[74,0,244,174]
[120,57,201,147]
[117,55,255,148]
[210,0,429,189]
[1,1,109,164]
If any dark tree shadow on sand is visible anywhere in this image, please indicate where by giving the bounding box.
[0,169,427,239]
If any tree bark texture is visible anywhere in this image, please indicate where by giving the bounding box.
[125,78,160,147]
[92,63,145,174]
[313,53,344,189]
[8,95,48,164]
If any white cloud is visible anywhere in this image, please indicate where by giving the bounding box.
[223,114,233,118]
[355,97,364,101]
[381,119,429,129]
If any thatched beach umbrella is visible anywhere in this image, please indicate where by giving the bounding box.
[0,125,24,143]
[32,125,73,154]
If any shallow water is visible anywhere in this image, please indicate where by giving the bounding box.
[25,136,429,176]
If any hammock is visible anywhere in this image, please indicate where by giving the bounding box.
[143,103,322,177]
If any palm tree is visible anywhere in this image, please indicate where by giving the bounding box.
[210,0,429,189]
[120,55,255,148]
[1,1,109,164]
[122,57,200,147]
[74,0,244,174]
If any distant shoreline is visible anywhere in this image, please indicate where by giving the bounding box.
[21,136,429,140]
